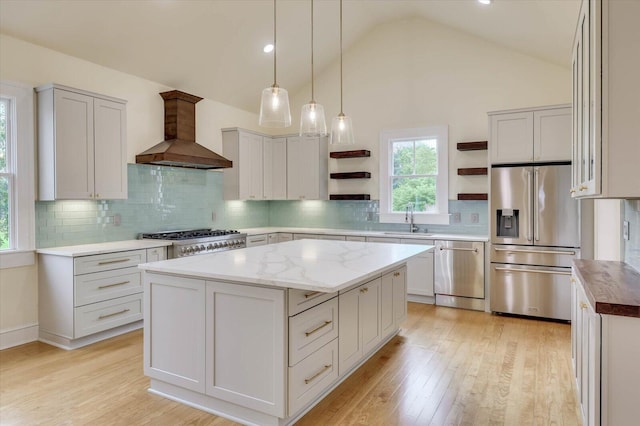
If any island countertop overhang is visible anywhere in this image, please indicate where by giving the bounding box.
[139,239,433,293]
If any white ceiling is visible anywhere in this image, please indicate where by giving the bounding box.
[0,0,580,114]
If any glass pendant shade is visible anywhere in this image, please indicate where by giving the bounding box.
[300,101,327,136]
[330,113,355,145]
[259,84,291,127]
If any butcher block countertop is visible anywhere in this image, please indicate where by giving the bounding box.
[573,260,640,318]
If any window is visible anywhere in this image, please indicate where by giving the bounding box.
[379,126,449,225]
[0,81,35,268]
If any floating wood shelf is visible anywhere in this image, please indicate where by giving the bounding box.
[457,167,488,176]
[330,172,371,179]
[330,194,371,200]
[330,150,371,159]
[457,193,488,201]
[457,141,488,151]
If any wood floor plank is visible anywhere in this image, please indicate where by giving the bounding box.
[0,303,581,425]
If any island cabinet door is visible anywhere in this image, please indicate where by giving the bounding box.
[205,281,286,418]
[338,278,382,376]
[144,274,206,393]
[392,267,408,325]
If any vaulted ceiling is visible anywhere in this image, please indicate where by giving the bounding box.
[0,0,580,113]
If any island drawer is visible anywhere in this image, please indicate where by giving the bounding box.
[74,267,142,307]
[288,289,337,316]
[289,298,338,366]
[74,249,147,275]
[288,338,338,416]
[74,293,143,338]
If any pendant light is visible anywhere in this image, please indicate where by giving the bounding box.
[259,0,291,128]
[330,0,355,145]
[299,0,327,136]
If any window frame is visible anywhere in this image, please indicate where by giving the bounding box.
[0,81,35,269]
[379,126,449,225]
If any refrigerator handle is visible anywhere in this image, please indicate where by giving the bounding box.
[526,169,533,242]
[534,167,540,241]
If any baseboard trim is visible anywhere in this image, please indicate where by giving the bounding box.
[0,323,39,350]
[39,320,143,350]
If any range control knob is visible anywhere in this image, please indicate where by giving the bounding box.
[200,245,206,252]
[206,244,214,251]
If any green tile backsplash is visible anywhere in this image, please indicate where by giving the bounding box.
[35,164,488,248]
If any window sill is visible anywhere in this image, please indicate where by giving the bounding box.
[379,213,450,225]
[0,250,36,269]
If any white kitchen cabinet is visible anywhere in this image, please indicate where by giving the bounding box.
[489,105,571,164]
[380,266,408,338]
[365,236,401,244]
[205,280,286,417]
[39,248,149,349]
[286,135,328,200]
[264,137,287,199]
[338,277,381,376]
[570,0,640,198]
[571,270,640,426]
[268,232,293,244]
[401,239,435,299]
[37,84,127,200]
[146,247,167,262]
[246,234,269,247]
[345,236,366,242]
[222,128,264,200]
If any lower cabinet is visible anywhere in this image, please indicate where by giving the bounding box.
[144,264,407,423]
[400,239,435,298]
[246,234,269,247]
[571,272,640,426]
[338,278,382,376]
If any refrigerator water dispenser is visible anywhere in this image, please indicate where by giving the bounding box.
[496,208,519,238]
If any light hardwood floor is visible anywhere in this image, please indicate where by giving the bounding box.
[0,303,581,425]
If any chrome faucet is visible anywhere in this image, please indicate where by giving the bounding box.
[405,202,419,233]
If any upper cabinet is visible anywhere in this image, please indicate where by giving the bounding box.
[571,0,640,198]
[489,105,571,165]
[223,128,327,201]
[222,129,264,200]
[286,136,328,200]
[37,84,127,200]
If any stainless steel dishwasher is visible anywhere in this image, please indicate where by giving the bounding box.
[434,240,485,311]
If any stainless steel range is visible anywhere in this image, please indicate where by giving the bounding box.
[140,229,247,258]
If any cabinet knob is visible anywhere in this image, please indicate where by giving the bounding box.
[579,185,587,191]
[569,188,576,194]
[89,193,93,198]
[580,302,588,310]
[360,287,369,294]
[96,193,100,198]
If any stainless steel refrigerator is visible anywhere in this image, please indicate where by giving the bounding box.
[490,163,579,320]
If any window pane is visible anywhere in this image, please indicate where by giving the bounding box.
[392,141,414,176]
[391,176,437,212]
[0,99,7,173]
[414,139,437,175]
[0,176,9,250]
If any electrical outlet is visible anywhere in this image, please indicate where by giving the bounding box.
[451,212,461,223]
[114,214,121,226]
[623,220,630,241]
[470,213,479,223]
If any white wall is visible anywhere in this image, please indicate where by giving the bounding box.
[290,17,572,199]
[594,199,623,261]
[0,34,261,345]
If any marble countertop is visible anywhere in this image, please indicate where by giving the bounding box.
[238,226,488,242]
[139,239,433,293]
[36,240,173,257]
[573,260,640,318]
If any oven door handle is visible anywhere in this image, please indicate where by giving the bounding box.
[493,248,576,256]
[494,266,571,276]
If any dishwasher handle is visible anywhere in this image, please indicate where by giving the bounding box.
[439,246,478,253]
[494,266,571,276]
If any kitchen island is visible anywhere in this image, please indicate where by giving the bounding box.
[139,239,432,426]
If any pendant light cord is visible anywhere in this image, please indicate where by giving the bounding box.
[273,0,277,86]
[339,0,343,114]
[311,0,315,101]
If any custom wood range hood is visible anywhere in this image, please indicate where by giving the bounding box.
[136,90,232,169]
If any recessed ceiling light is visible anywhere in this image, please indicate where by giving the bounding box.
[263,44,274,53]
[478,0,492,4]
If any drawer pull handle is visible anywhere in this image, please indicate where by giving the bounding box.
[98,308,130,320]
[98,280,131,289]
[304,364,332,384]
[580,302,588,310]
[304,291,322,299]
[305,320,332,337]
[360,287,369,294]
[494,248,576,256]
[97,258,131,266]
[439,247,478,253]
[393,272,400,277]
[494,266,571,276]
